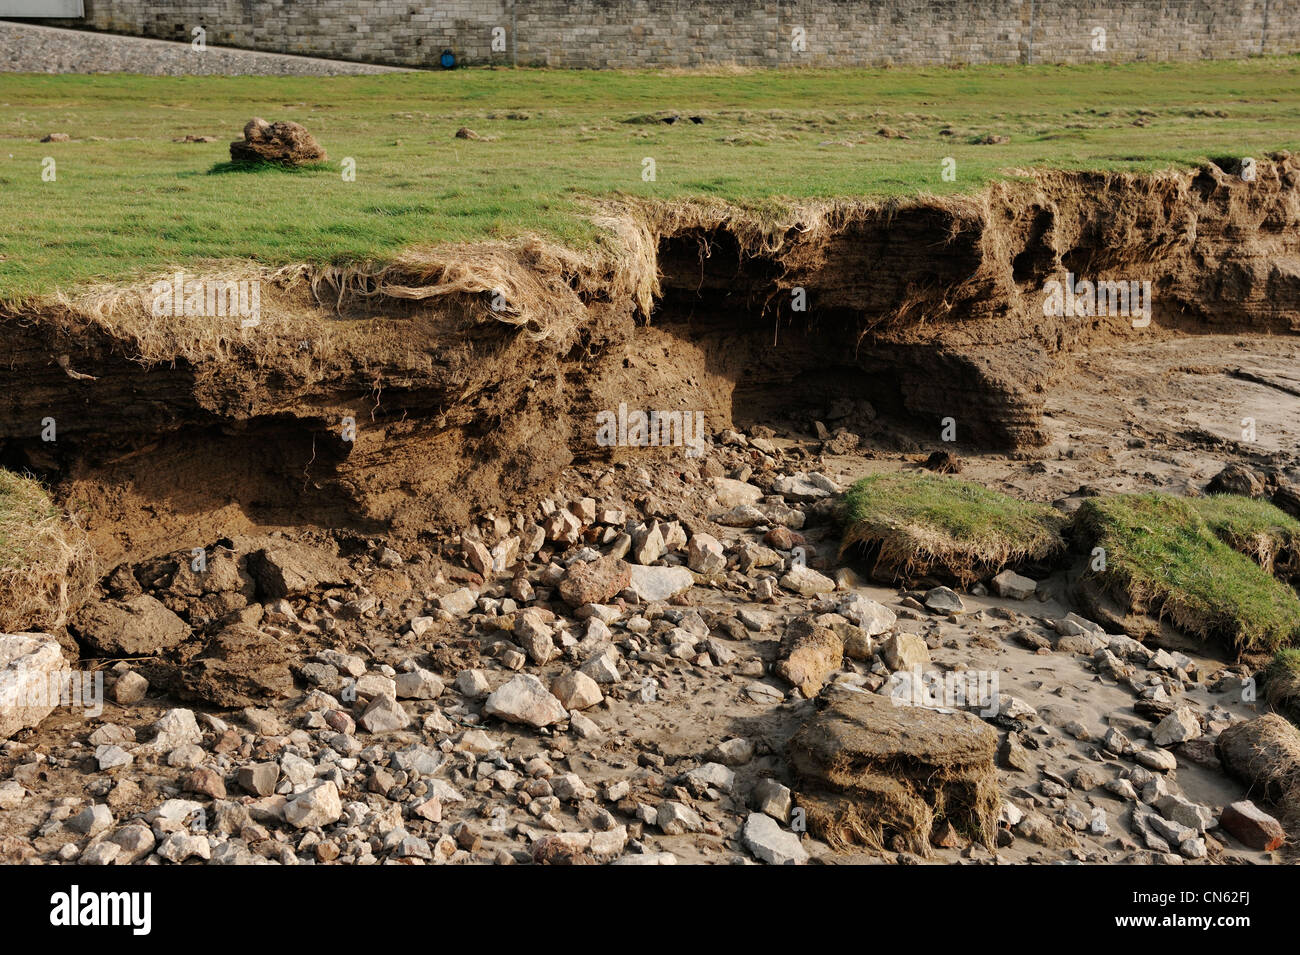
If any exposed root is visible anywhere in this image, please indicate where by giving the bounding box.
[0,469,95,634]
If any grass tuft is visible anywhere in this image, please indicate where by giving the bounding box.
[205,160,335,176]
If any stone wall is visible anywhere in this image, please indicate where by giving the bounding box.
[37,0,1300,69]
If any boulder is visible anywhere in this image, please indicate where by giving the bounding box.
[631,523,665,565]
[1205,463,1263,498]
[838,594,896,636]
[923,586,966,614]
[246,541,348,598]
[627,565,694,602]
[710,477,762,508]
[551,671,603,710]
[1219,800,1286,851]
[775,620,843,698]
[991,570,1037,600]
[0,633,68,740]
[558,556,631,607]
[779,565,836,596]
[358,695,412,733]
[72,595,189,656]
[686,534,727,574]
[1153,707,1202,747]
[484,675,568,728]
[882,632,930,671]
[742,812,808,864]
[284,781,342,829]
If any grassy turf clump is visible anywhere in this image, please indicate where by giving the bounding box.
[1075,494,1300,654]
[1192,493,1300,581]
[1264,649,1300,727]
[838,472,1066,585]
[0,469,94,634]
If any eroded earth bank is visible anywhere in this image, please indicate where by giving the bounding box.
[0,156,1299,865]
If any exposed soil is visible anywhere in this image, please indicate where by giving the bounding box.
[1,158,1298,866]
[0,155,1296,568]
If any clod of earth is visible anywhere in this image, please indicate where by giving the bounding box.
[788,686,1000,856]
[1217,714,1300,814]
[229,117,327,166]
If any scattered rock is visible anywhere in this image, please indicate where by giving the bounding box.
[742,812,807,864]
[1219,800,1286,851]
[991,570,1036,600]
[0,632,68,740]
[485,675,568,728]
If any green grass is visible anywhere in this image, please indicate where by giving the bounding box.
[839,472,1065,584]
[1077,494,1300,654]
[1,57,1299,299]
[1192,493,1300,580]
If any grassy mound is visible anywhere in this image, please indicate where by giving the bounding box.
[1193,494,1300,582]
[838,472,1066,585]
[1075,494,1300,654]
[0,469,94,634]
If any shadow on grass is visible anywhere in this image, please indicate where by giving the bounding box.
[206,160,334,175]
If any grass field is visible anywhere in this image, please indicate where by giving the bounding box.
[1,57,1299,299]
